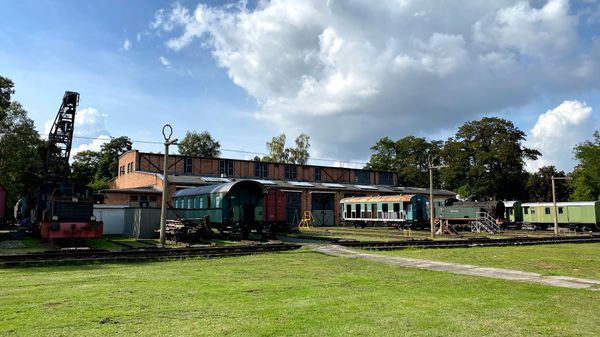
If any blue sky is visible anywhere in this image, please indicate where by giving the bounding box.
[2,0,600,172]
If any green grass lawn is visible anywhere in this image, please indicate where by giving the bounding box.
[1,250,599,336]
[368,243,600,280]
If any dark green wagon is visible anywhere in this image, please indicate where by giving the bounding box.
[172,180,267,237]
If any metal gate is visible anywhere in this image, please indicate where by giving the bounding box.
[311,192,335,226]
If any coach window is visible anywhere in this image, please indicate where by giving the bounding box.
[523,207,529,214]
[544,207,550,215]
[558,207,563,214]
[531,208,536,215]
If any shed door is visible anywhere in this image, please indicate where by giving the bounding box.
[284,192,301,226]
[311,193,334,226]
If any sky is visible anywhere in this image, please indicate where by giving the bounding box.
[1,0,600,172]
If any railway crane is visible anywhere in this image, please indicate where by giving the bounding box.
[16,92,102,239]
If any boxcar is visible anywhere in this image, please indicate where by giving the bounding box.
[265,188,287,231]
[340,194,428,228]
[521,201,600,231]
[172,180,267,237]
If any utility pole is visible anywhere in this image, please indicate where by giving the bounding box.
[159,124,178,248]
[551,175,571,236]
[428,157,447,240]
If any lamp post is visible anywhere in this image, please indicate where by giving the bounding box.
[159,124,178,248]
[551,175,571,236]
[429,162,447,240]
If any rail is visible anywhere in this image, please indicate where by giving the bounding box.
[0,243,301,266]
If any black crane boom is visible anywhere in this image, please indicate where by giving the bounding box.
[45,91,79,183]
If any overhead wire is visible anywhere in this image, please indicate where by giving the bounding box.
[70,135,370,166]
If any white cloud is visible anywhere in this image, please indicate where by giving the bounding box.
[159,56,171,67]
[122,39,131,51]
[526,100,596,172]
[137,33,142,42]
[151,0,600,163]
[71,135,111,158]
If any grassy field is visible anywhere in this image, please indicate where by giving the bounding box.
[1,250,599,337]
[368,243,600,280]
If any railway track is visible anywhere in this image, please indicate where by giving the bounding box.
[0,243,301,266]
[338,235,600,250]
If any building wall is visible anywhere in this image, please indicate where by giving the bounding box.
[117,150,396,186]
[107,150,456,226]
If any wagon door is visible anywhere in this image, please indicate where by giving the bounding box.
[311,192,335,226]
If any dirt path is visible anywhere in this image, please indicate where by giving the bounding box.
[313,244,600,290]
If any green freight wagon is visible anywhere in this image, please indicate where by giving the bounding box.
[521,201,600,231]
[172,180,267,237]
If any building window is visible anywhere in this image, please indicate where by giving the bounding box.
[379,172,393,185]
[130,161,135,172]
[149,196,157,202]
[314,167,321,181]
[254,162,269,178]
[355,170,370,185]
[130,195,138,202]
[120,166,125,176]
[184,157,193,174]
[558,207,563,214]
[285,165,297,179]
[544,207,550,215]
[219,160,234,177]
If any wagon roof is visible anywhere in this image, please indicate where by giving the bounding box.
[521,201,599,207]
[503,200,521,207]
[339,194,419,203]
[172,179,267,197]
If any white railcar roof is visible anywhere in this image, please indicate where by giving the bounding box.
[521,201,599,207]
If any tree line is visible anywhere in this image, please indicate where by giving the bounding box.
[366,117,595,202]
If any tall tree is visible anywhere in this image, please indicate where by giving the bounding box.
[571,131,600,200]
[70,150,102,186]
[178,130,221,158]
[366,136,442,187]
[0,76,44,208]
[526,166,571,202]
[442,117,539,200]
[95,136,132,182]
[288,133,310,165]
[263,133,311,164]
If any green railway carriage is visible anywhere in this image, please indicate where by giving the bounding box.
[504,201,523,224]
[521,201,600,231]
[172,180,267,237]
[340,194,428,228]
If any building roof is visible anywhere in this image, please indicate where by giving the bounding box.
[100,187,161,194]
[172,179,268,197]
[340,194,420,203]
[521,201,599,207]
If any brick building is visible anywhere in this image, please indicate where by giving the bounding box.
[102,150,455,226]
